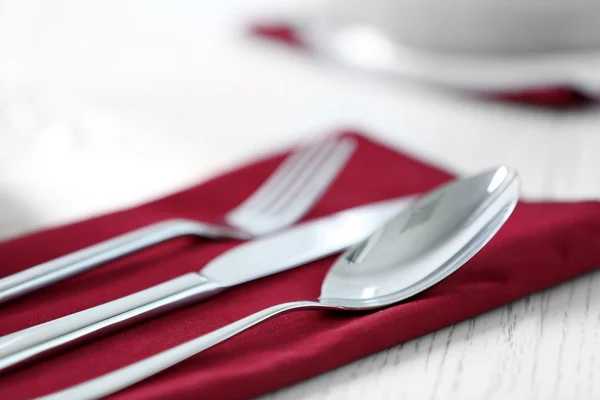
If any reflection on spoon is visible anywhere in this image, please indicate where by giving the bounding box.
[41,165,520,400]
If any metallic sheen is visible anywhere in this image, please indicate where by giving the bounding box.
[0,196,412,372]
[41,166,519,400]
[0,136,356,304]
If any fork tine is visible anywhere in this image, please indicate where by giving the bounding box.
[260,137,356,222]
[244,137,341,214]
[230,137,356,234]
[229,136,334,214]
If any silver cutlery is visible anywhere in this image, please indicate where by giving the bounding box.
[0,136,356,304]
[40,165,520,400]
[0,196,414,372]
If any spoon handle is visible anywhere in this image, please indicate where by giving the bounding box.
[39,300,324,400]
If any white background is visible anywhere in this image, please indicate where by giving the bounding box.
[0,1,599,399]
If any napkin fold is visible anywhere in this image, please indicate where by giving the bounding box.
[249,23,595,108]
[2,131,600,400]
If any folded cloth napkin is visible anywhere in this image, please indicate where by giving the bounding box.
[250,23,595,108]
[2,131,600,400]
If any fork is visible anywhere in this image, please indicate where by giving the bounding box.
[0,136,356,304]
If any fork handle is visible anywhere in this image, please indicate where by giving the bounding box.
[0,219,230,304]
[0,273,225,372]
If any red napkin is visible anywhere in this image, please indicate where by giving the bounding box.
[249,23,596,108]
[2,131,600,400]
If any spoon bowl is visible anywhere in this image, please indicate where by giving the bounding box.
[320,165,519,308]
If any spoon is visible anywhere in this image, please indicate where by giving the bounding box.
[41,165,520,400]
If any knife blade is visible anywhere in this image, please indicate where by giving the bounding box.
[0,196,413,372]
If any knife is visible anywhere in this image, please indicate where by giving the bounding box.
[0,196,413,372]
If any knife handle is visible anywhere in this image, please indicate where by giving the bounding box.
[0,272,224,372]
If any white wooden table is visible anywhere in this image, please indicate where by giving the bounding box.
[0,1,599,399]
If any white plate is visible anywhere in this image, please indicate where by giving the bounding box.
[291,13,600,97]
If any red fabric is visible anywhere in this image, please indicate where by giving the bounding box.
[249,24,306,49]
[488,87,594,108]
[2,131,600,399]
[249,23,595,108]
